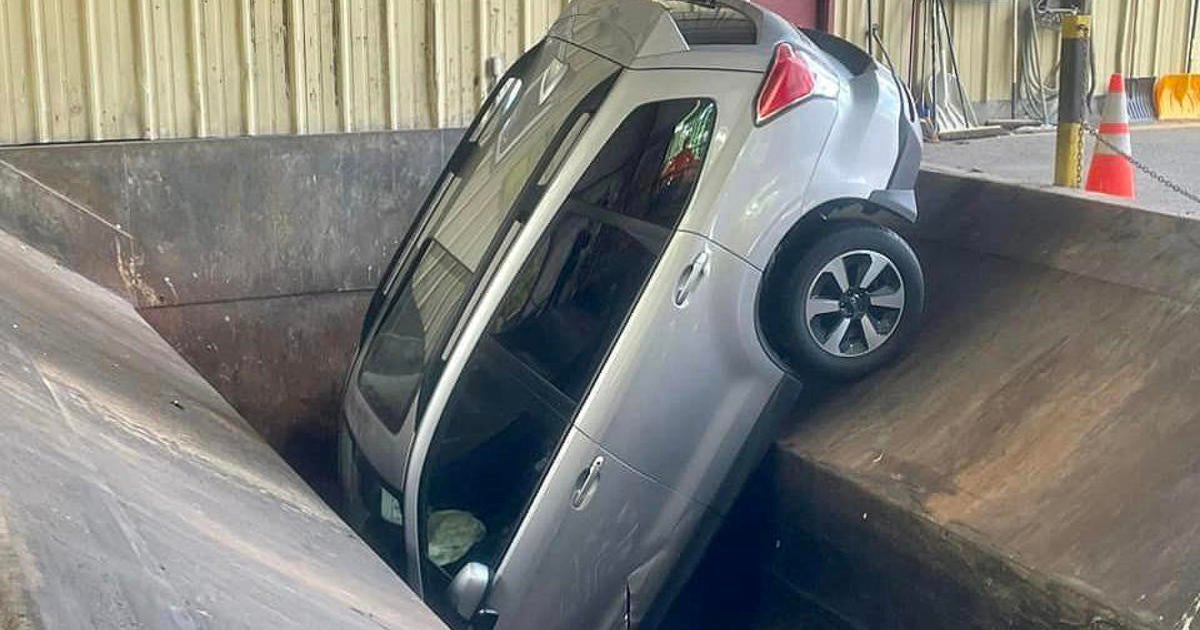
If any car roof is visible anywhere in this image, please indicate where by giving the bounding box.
[547,0,803,72]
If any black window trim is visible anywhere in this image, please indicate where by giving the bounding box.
[357,41,546,348]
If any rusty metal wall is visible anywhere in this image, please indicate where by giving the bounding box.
[831,0,1200,104]
[0,0,567,145]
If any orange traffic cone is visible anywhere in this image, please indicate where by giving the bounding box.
[1085,74,1136,199]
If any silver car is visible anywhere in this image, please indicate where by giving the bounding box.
[339,1,923,628]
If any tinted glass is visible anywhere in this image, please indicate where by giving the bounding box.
[356,40,617,435]
[423,337,570,574]
[571,99,716,229]
[489,216,657,401]
[419,99,719,597]
[359,242,470,431]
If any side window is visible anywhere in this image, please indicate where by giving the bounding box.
[488,216,657,400]
[419,99,716,598]
[359,241,471,432]
[570,98,715,229]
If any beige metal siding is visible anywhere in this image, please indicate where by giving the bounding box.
[832,0,1200,105]
[3,0,1198,145]
[0,0,568,145]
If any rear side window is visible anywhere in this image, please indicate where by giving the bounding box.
[490,217,658,401]
[570,99,716,230]
[490,98,717,399]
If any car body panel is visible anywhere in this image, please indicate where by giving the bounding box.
[724,63,912,268]
[544,0,918,270]
[339,2,921,627]
[573,230,785,508]
[486,426,706,630]
[395,71,735,597]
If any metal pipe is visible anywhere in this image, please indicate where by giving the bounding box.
[937,0,973,126]
[929,0,938,133]
[908,0,921,92]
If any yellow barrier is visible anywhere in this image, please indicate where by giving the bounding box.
[1155,74,1200,120]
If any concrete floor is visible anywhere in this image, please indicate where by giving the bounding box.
[923,123,1200,216]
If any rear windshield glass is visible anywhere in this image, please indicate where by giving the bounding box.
[357,40,617,433]
[658,1,756,45]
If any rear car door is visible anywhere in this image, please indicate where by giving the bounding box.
[411,98,725,629]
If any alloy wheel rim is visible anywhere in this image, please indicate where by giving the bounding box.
[804,249,905,358]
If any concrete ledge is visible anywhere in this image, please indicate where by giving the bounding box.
[768,168,1200,629]
[772,445,1145,629]
[914,164,1200,304]
[0,228,443,629]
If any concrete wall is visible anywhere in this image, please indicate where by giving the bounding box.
[0,131,454,468]
[763,167,1200,629]
[7,131,1200,629]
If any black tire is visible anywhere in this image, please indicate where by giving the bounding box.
[779,221,923,380]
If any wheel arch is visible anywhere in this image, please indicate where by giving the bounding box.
[753,197,908,375]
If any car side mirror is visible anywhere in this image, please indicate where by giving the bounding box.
[448,562,491,621]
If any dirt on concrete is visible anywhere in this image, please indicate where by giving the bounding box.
[767,167,1200,629]
[0,228,443,629]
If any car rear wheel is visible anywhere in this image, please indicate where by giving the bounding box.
[782,221,924,380]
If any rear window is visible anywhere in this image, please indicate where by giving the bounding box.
[658,1,757,46]
[357,40,619,434]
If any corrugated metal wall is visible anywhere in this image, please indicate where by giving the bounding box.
[0,0,566,145]
[831,0,1200,104]
[2,0,1198,145]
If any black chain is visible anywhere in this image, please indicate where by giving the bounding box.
[1082,121,1200,213]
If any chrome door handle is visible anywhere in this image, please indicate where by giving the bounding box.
[674,249,710,307]
[571,456,604,510]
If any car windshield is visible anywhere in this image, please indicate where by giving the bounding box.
[357,40,617,434]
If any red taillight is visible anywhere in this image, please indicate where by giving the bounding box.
[755,42,816,125]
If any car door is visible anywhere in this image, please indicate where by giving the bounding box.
[408,98,727,629]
